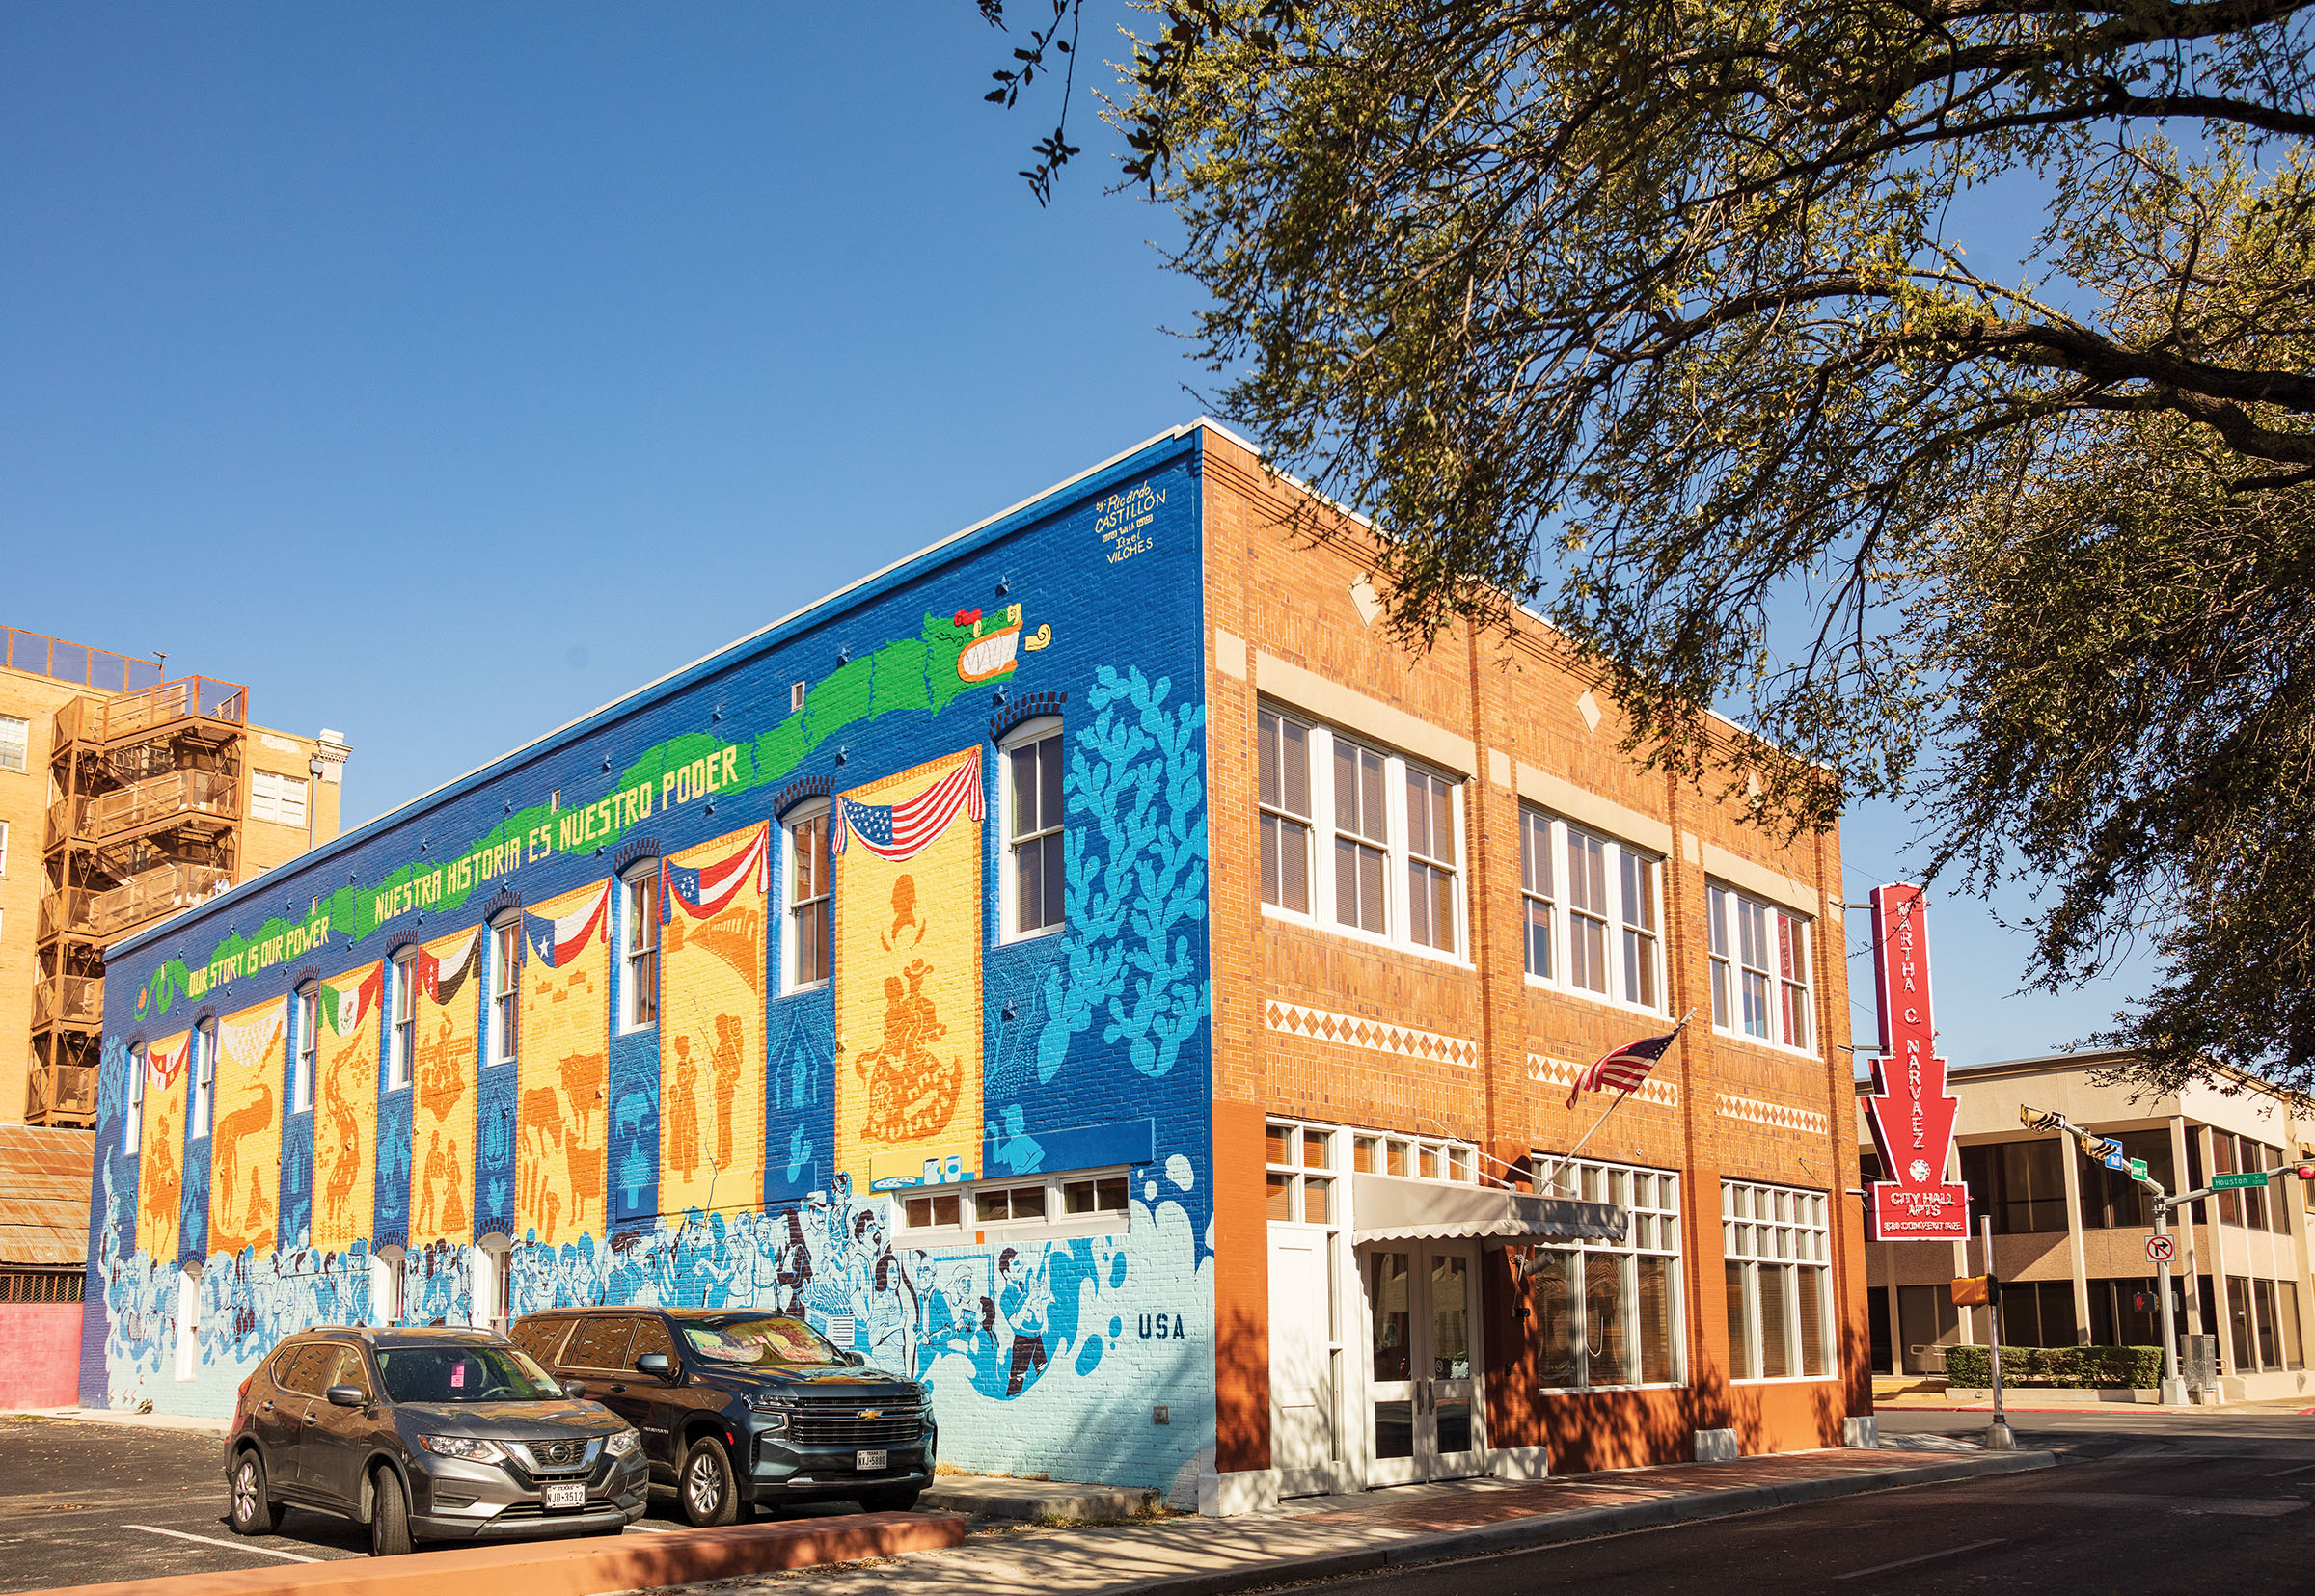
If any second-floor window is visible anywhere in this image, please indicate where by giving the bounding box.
[785,804,831,990]
[1003,724,1066,938]
[389,951,417,1089]
[621,869,658,1031]
[489,920,521,1066]
[190,1021,216,1139]
[1520,807,1664,1011]
[125,1044,147,1155]
[1259,704,1464,958]
[292,987,318,1113]
[1706,885,1813,1051]
[249,770,309,827]
[0,715,26,771]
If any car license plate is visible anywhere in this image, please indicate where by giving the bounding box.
[542,1482,586,1510]
[856,1449,887,1472]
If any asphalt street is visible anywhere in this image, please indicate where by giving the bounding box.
[1263,1408,2315,1596]
[0,1413,873,1592]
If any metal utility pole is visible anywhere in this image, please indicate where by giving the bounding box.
[2021,1105,2188,1406]
[1977,1213,2013,1450]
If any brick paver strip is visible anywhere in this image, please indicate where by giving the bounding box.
[10,1511,964,1596]
[676,1447,2058,1596]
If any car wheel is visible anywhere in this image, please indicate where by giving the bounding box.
[226,1449,282,1535]
[859,1487,922,1513]
[678,1437,739,1528]
[369,1467,414,1556]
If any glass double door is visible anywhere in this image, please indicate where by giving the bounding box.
[1363,1241,1483,1484]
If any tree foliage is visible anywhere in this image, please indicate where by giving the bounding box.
[976,0,2315,1089]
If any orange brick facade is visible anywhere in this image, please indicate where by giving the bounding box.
[1198,428,1870,1482]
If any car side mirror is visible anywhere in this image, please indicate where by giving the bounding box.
[636,1352,673,1380]
[843,1350,867,1367]
[324,1385,366,1408]
[562,1380,587,1400]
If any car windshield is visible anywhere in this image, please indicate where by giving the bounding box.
[680,1315,842,1367]
[375,1345,563,1404]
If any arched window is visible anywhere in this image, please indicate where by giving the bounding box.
[388,947,419,1090]
[783,800,831,992]
[124,1042,147,1157]
[618,863,659,1033]
[292,984,320,1113]
[488,914,522,1067]
[189,1018,217,1139]
[998,716,1065,941]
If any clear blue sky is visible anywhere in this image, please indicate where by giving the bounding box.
[0,2,2148,1069]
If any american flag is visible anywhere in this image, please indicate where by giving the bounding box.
[662,826,768,923]
[1566,1014,1691,1107]
[833,758,983,862]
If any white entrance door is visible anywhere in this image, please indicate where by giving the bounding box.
[1362,1241,1484,1484]
[1268,1231,1337,1493]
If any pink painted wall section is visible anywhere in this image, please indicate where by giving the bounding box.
[0,1304,85,1410]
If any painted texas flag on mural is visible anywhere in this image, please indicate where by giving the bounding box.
[528,879,611,967]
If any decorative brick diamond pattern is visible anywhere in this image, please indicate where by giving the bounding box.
[1264,1000,1479,1069]
[1714,1092,1828,1137]
[1524,1054,1679,1108]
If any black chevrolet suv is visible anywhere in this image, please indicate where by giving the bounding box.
[511,1308,935,1525]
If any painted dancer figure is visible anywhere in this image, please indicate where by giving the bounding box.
[995,1247,1051,1397]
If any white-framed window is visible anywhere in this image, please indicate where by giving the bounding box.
[619,866,658,1032]
[0,819,10,875]
[370,1247,405,1327]
[0,714,27,772]
[174,1264,201,1380]
[1258,708,1313,914]
[1348,1128,1478,1183]
[249,770,309,827]
[1528,1157,1684,1390]
[388,950,417,1090]
[1000,719,1065,940]
[782,802,831,992]
[1266,1121,1342,1224]
[1706,885,1814,1052]
[189,1020,216,1139]
[125,1043,147,1156]
[488,918,521,1066]
[1519,808,1664,1012]
[1722,1179,1835,1380]
[898,1168,1132,1237]
[291,987,317,1114]
[1257,704,1466,960]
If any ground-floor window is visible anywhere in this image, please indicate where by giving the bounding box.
[2085,1276,2188,1350]
[2228,1276,2306,1374]
[1722,1179,1833,1380]
[1995,1280,2079,1349]
[1528,1159,1682,1390]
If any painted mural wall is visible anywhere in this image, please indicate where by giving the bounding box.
[80,436,1215,1500]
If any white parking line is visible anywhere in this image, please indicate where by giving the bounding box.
[126,1525,323,1563]
[2265,1460,2315,1479]
[1834,1537,2007,1581]
[624,1521,672,1532]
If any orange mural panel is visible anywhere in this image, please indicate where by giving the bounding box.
[518,880,612,1245]
[312,963,382,1256]
[136,1032,191,1261]
[208,1000,286,1259]
[659,825,767,1219]
[410,928,482,1247]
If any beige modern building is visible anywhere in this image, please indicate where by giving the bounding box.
[0,625,349,1125]
[1860,1051,2315,1403]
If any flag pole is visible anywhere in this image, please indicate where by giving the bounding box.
[1535,1008,1695,1195]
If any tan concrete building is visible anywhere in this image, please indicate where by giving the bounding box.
[1860,1051,2315,1403]
[0,625,349,1125]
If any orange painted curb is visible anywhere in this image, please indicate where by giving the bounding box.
[25,1512,966,1596]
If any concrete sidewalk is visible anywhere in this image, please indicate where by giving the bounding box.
[667,1441,2057,1596]
[9,1408,231,1435]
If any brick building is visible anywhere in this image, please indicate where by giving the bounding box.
[79,422,1866,1507]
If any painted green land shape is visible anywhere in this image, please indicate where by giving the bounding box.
[138,611,984,1021]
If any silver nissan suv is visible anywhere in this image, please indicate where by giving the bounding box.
[224,1325,647,1555]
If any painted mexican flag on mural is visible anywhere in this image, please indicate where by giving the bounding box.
[834,748,983,1191]
[207,1000,286,1259]
[519,879,611,1244]
[409,927,480,1248]
[659,825,767,1219]
[136,1031,192,1261]
[313,961,381,1255]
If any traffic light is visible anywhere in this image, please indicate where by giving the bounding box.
[2297,1163,2315,1182]
[1951,1274,1993,1308]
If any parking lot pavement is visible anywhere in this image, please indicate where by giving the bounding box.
[0,1413,895,1592]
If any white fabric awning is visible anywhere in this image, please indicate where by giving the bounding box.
[1348,1173,1626,1245]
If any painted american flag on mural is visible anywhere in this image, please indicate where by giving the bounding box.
[832,757,983,862]
[662,825,768,923]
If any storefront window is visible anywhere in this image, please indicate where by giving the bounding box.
[1528,1157,1682,1390]
[1723,1179,1834,1380]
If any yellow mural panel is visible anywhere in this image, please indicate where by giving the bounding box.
[136,1032,191,1261]
[659,824,767,1219]
[410,928,482,1247]
[518,879,611,1245]
[833,748,984,1192]
[208,1000,285,1259]
[313,962,382,1256]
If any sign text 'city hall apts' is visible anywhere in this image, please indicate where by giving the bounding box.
[1863,883,1970,1239]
